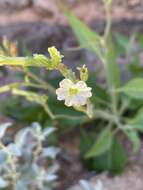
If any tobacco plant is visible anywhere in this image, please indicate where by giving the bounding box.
[0,0,143,174]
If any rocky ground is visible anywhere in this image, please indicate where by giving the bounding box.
[59,131,143,190]
[68,165,143,190]
[0,0,143,25]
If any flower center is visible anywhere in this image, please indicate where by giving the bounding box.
[69,87,79,96]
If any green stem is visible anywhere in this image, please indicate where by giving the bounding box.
[91,109,118,123]
[24,83,50,90]
[41,103,56,120]
[0,82,52,94]
[104,6,112,40]
[24,69,56,94]
[55,114,88,121]
[102,0,120,119]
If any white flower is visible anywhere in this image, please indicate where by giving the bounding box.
[56,79,92,107]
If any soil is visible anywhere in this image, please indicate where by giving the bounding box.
[58,130,143,190]
[68,165,143,190]
[57,130,87,190]
[0,0,143,25]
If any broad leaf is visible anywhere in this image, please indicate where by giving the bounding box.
[66,12,120,88]
[65,11,102,60]
[87,79,109,106]
[119,78,143,99]
[124,130,140,152]
[80,133,127,174]
[109,138,127,173]
[85,127,112,158]
[95,141,127,174]
[128,107,143,131]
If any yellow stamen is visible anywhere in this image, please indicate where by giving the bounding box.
[69,88,79,95]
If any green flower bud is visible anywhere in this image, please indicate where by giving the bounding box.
[48,46,64,69]
[78,65,89,82]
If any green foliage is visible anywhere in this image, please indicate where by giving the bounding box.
[124,130,141,152]
[119,78,143,99]
[48,46,64,68]
[128,107,143,132]
[87,79,109,107]
[65,4,143,173]
[85,127,112,158]
[104,35,120,88]
[65,11,103,60]
[78,65,89,82]
[80,132,127,174]
[93,139,127,174]
[1,0,143,176]
[65,11,120,89]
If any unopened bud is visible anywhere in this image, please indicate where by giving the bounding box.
[77,65,89,81]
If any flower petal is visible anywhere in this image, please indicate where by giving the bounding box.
[56,88,68,100]
[59,79,73,89]
[65,96,73,107]
[79,88,92,98]
[72,95,87,106]
[76,81,87,89]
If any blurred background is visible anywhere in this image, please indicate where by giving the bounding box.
[0,0,143,53]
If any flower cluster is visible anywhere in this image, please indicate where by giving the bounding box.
[0,122,59,190]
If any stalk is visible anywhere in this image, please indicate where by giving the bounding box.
[102,0,120,116]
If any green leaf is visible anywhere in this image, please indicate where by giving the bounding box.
[65,11,103,60]
[124,130,140,152]
[66,12,120,88]
[0,98,47,124]
[128,107,143,132]
[119,78,143,99]
[108,138,127,173]
[80,133,127,174]
[48,94,84,127]
[128,58,143,77]
[87,79,109,106]
[85,127,112,158]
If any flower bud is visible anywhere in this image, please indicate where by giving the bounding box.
[78,65,89,82]
[48,46,64,69]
